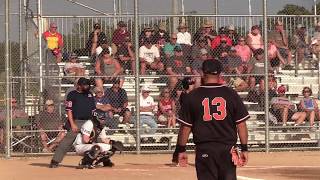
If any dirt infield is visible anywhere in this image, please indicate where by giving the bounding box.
[0,151,320,180]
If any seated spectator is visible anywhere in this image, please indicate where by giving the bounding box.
[95,38,112,58]
[166,46,192,89]
[219,47,243,74]
[310,39,320,61]
[225,76,248,92]
[64,53,85,83]
[313,22,320,41]
[177,23,192,46]
[154,22,170,49]
[115,37,135,74]
[93,87,116,130]
[139,27,155,47]
[158,88,176,128]
[35,99,65,152]
[292,24,310,68]
[43,22,63,63]
[95,49,123,88]
[270,85,306,126]
[163,33,181,58]
[112,21,130,55]
[235,36,252,65]
[299,87,319,130]
[192,48,210,87]
[104,79,132,124]
[211,27,232,50]
[212,37,232,58]
[139,39,164,75]
[268,21,293,69]
[193,20,217,45]
[227,25,240,46]
[267,39,286,69]
[191,37,213,61]
[246,25,263,51]
[86,23,107,56]
[139,86,158,136]
[0,98,28,146]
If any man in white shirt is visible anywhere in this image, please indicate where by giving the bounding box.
[177,23,192,46]
[139,86,158,134]
[139,39,164,75]
[73,109,124,169]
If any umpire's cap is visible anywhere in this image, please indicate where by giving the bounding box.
[202,59,223,75]
[77,77,91,86]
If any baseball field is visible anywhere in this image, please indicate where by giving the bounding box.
[0,151,319,180]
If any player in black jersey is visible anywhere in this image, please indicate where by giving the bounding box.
[175,59,249,180]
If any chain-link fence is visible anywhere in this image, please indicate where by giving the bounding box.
[2,0,320,156]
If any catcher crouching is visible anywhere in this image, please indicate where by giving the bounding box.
[73,109,124,169]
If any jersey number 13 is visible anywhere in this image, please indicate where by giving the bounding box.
[202,97,227,121]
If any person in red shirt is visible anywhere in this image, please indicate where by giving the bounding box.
[43,22,63,63]
[158,88,176,128]
[112,21,130,54]
[211,27,232,50]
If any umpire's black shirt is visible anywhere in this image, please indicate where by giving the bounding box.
[65,90,96,120]
[178,83,250,145]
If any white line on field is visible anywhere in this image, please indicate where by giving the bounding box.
[237,176,264,180]
[244,165,320,169]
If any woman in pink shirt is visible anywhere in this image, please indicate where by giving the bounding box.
[268,40,286,68]
[235,36,252,63]
[246,25,264,51]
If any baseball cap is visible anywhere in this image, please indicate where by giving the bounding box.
[174,46,183,52]
[77,77,91,86]
[45,99,54,106]
[117,21,127,27]
[297,24,306,29]
[202,59,223,75]
[277,85,286,94]
[141,86,151,92]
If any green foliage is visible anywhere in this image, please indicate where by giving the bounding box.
[277,4,311,15]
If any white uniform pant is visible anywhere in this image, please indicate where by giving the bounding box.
[74,143,111,155]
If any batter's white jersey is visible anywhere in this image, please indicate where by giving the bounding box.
[73,120,111,155]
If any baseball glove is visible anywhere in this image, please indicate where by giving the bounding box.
[110,140,124,153]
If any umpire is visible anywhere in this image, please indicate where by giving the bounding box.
[49,77,96,168]
[175,59,249,180]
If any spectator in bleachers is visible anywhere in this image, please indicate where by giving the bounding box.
[235,36,252,65]
[112,21,130,55]
[299,87,318,130]
[267,39,286,70]
[212,36,232,58]
[225,76,248,92]
[64,53,85,83]
[95,49,123,88]
[154,22,170,49]
[270,85,306,126]
[104,79,132,124]
[313,22,320,41]
[115,36,135,74]
[219,47,243,74]
[158,88,176,128]
[139,39,164,75]
[139,86,158,136]
[292,24,310,68]
[211,27,232,50]
[0,98,28,146]
[94,38,112,58]
[139,27,155,47]
[166,46,192,89]
[93,87,117,130]
[192,48,209,87]
[163,33,181,58]
[227,24,240,46]
[86,23,108,56]
[35,99,65,153]
[191,37,213,61]
[246,25,263,51]
[268,21,293,70]
[43,22,63,63]
[177,23,192,46]
[193,20,217,45]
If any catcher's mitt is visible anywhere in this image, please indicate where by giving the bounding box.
[110,140,124,153]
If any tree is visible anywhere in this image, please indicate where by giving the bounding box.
[277,4,311,15]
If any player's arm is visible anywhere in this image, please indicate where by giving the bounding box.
[177,125,191,147]
[65,94,78,133]
[237,121,248,146]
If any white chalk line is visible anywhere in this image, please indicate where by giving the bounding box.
[237,176,264,180]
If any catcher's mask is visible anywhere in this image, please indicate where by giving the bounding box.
[92,109,107,127]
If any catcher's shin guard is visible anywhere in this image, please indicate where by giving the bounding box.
[78,145,101,169]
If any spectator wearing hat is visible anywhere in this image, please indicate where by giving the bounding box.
[64,53,85,83]
[268,21,293,69]
[193,20,217,45]
[104,79,132,124]
[154,22,170,49]
[177,23,192,46]
[112,21,130,54]
[115,37,136,74]
[299,87,319,130]
[35,99,66,153]
[95,38,112,57]
[191,37,213,61]
[292,24,310,68]
[235,36,252,65]
[164,33,182,58]
[246,25,263,51]
[166,46,192,89]
[139,86,158,135]
[220,46,243,74]
[270,85,306,126]
[227,24,240,46]
[86,23,108,56]
[211,27,233,50]
[139,27,155,47]
[139,39,164,75]
[43,22,63,63]
[95,48,124,88]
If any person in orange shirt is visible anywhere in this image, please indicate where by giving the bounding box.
[43,22,63,63]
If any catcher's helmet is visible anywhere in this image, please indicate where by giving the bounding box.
[92,109,107,127]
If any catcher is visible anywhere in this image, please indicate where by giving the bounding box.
[73,109,124,169]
